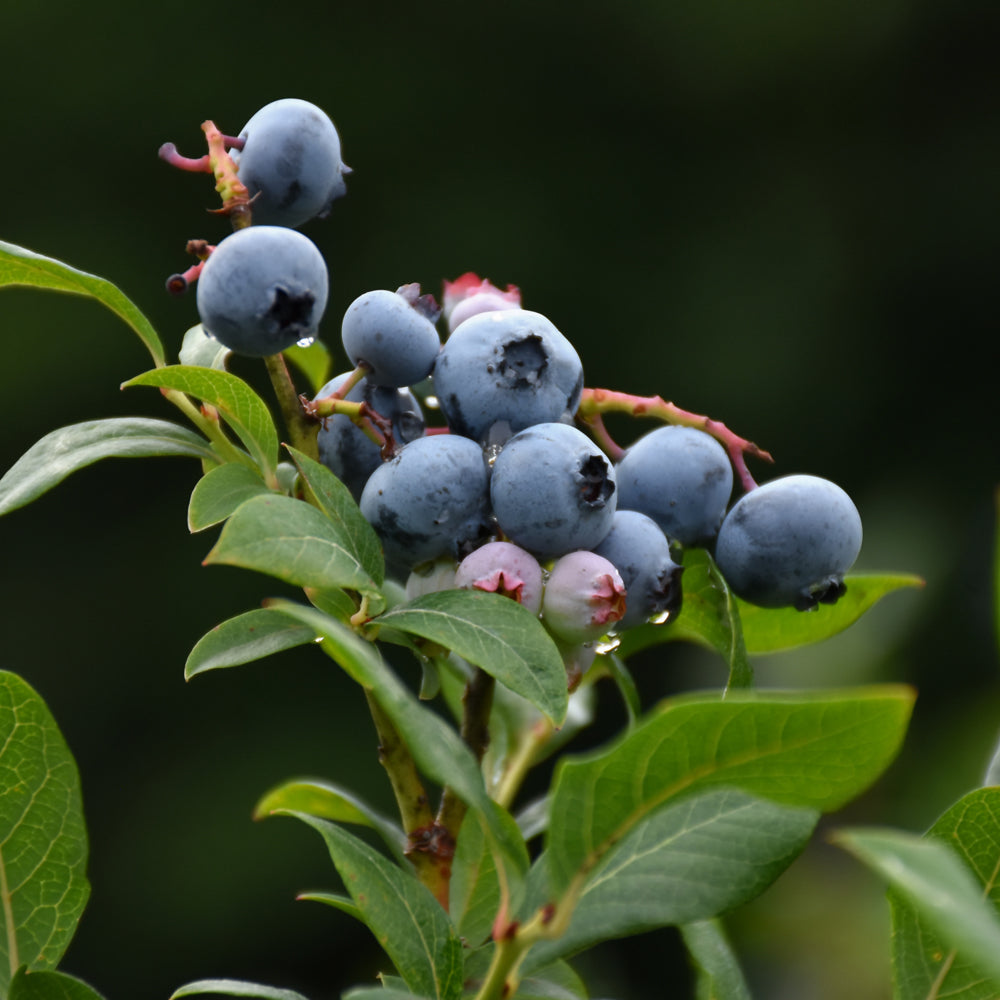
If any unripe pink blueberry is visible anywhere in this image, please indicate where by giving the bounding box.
[405,558,457,601]
[541,551,627,645]
[455,541,544,614]
[442,272,521,333]
[553,637,599,692]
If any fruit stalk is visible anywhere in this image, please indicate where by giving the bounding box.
[362,690,451,906]
[435,666,496,843]
[201,120,254,228]
[262,353,320,461]
[577,387,773,493]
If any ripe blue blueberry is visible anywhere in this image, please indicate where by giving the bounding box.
[196,226,328,357]
[455,541,544,614]
[341,286,442,388]
[714,474,863,610]
[615,425,733,547]
[315,372,425,501]
[541,550,627,645]
[433,309,584,444]
[593,510,683,629]
[230,98,350,228]
[490,422,616,559]
[359,434,491,568]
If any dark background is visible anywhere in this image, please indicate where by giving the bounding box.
[1,2,997,998]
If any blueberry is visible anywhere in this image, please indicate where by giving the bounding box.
[442,273,521,333]
[341,286,442,388]
[405,557,457,601]
[433,309,584,444]
[230,98,349,228]
[593,510,683,628]
[490,422,616,559]
[615,426,733,547]
[455,540,544,614]
[359,434,492,568]
[196,226,328,357]
[714,474,863,610]
[541,550,627,645]
[315,372,425,501]
[555,638,599,692]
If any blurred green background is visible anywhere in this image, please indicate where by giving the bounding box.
[1,1,997,997]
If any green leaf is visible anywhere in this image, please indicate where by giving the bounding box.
[524,789,817,971]
[374,590,568,725]
[449,802,529,948]
[259,603,482,794]
[284,340,332,395]
[680,919,753,1000]
[512,962,588,1000]
[304,587,358,623]
[886,787,1000,999]
[188,463,275,532]
[546,686,914,895]
[286,814,464,1000]
[835,823,1000,989]
[169,981,309,1000]
[601,654,640,727]
[297,890,363,921]
[737,573,925,655]
[619,553,924,660]
[483,681,596,793]
[0,239,165,366]
[253,778,405,864]
[0,672,90,992]
[179,323,232,370]
[463,949,587,1000]
[0,418,215,516]
[9,969,107,1000]
[514,797,550,842]
[651,548,753,688]
[342,989,432,1000]
[124,366,279,478]
[261,602,524,872]
[203,494,383,611]
[184,608,319,680]
[285,446,385,589]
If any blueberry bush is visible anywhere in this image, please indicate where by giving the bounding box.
[1,99,998,1000]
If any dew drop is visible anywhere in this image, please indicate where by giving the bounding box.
[647,609,673,626]
[296,335,316,349]
[595,632,621,655]
[424,395,440,410]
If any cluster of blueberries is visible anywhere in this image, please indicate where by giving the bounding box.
[181,98,864,663]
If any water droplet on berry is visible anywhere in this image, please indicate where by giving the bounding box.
[647,609,673,626]
[296,335,316,349]
[595,632,621,655]
[424,395,440,410]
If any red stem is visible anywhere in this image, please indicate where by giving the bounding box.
[576,387,773,493]
[158,142,212,173]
